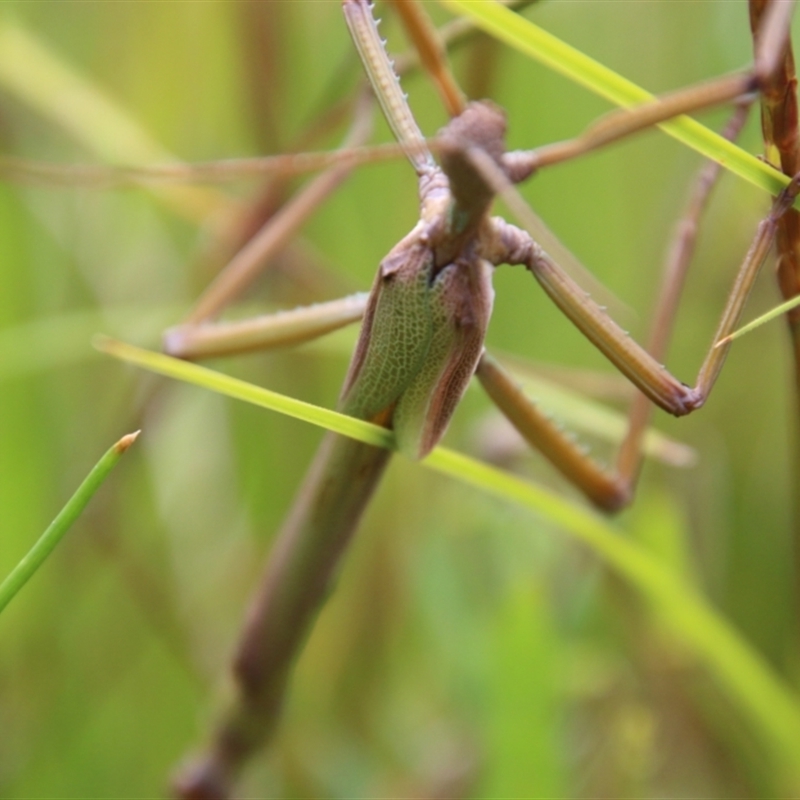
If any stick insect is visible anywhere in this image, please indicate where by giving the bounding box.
[3,3,796,796]
[88,1,790,796]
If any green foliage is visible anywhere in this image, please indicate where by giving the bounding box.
[0,432,137,615]
[1,2,799,798]
[443,0,789,196]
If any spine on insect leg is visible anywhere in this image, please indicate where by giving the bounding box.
[173,430,391,800]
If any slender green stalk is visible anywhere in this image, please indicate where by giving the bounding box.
[99,338,800,781]
[0,431,139,615]
[425,448,800,783]
[94,336,394,450]
[717,293,800,346]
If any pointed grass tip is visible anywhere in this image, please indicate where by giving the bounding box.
[114,430,141,454]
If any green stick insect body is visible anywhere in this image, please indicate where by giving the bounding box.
[175,7,502,797]
[174,2,800,796]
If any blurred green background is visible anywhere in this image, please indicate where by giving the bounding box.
[1,1,798,797]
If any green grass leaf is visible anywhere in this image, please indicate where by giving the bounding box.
[716,293,800,347]
[0,432,139,615]
[99,336,800,782]
[438,0,788,200]
[95,336,394,450]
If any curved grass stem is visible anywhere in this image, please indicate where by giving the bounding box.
[439,0,789,200]
[0,432,139,616]
[98,337,800,783]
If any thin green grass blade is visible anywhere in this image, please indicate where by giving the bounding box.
[94,336,395,450]
[0,431,139,616]
[98,337,800,778]
[301,335,696,467]
[424,447,800,783]
[716,294,800,347]
[438,0,788,200]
